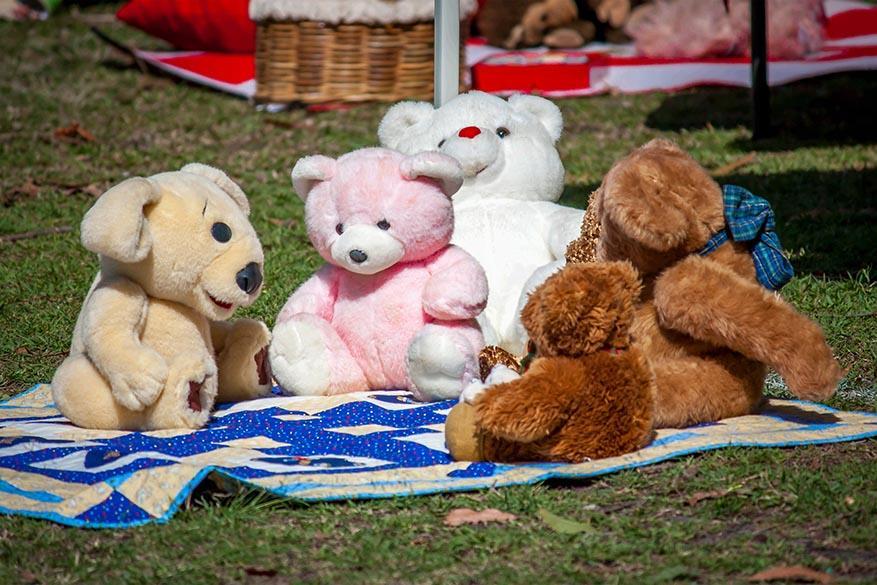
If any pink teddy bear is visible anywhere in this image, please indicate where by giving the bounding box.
[269,148,488,401]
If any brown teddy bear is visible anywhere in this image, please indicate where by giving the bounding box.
[445,261,656,462]
[567,139,845,428]
[51,164,272,430]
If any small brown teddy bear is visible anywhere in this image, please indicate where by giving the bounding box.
[568,139,845,428]
[51,164,272,431]
[445,261,656,463]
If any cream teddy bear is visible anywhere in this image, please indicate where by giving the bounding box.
[51,164,272,430]
[379,91,585,356]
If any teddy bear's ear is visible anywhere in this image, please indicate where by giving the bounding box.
[180,163,250,216]
[291,155,337,202]
[400,151,465,198]
[378,101,435,149]
[80,177,161,263]
[508,94,563,143]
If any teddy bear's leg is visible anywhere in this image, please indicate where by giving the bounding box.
[651,354,767,428]
[210,319,272,403]
[145,354,217,430]
[269,314,367,396]
[52,354,151,430]
[654,255,845,402]
[407,323,482,401]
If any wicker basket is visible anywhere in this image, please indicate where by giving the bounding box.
[255,18,469,104]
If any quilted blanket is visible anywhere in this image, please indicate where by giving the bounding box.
[1,384,875,528]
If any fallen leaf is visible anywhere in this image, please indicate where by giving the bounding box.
[844,496,855,506]
[14,347,30,355]
[19,570,38,584]
[538,508,591,534]
[2,180,40,207]
[712,152,757,177]
[686,489,728,506]
[244,567,278,577]
[80,184,103,198]
[53,122,96,144]
[748,565,833,584]
[443,507,516,527]
[268,218,299,229]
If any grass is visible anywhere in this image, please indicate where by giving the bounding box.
[1,4,876,584]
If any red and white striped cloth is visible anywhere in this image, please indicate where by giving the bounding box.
[131,0,877,100]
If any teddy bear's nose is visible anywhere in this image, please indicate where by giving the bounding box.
[349,249,368,264]
[457,126,481,139]
[236,262,262,294]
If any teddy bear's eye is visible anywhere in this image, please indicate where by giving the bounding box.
[377,219,391,231]
[211,222,232,243]
[335,223,344,235]
[496,127,510,139]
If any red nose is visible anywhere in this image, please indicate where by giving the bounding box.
[457,126,481,139]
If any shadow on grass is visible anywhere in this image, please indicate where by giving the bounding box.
[562,167,875,278]
[646,72,877,150]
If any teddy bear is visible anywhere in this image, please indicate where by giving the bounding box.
[444,261,656,462]
[477,0,639,49]
[268,147,488,402]
[563,139,845,428]
[625,0,825,60]
[378,90,584,356]
[51,164,272,431]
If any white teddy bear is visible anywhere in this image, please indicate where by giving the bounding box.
[379,90,584,355]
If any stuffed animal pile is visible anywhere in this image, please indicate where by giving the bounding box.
[52,165,272,430]
[379,91,584,355]
[268,148,488,402]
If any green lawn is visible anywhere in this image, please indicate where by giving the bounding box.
[0,5,875,584]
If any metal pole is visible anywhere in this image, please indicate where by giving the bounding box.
[434,0,460,107]
[751,0,771,139]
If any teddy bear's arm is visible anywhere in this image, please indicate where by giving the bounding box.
[276,264,340,324]
[476,358,583,443]
[80,276,169,411]
[422,245,489,321]
[654,255,844,401]
[544,205,588,260]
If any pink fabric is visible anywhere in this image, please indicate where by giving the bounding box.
[276,148,488,393]
[626,0,826,60]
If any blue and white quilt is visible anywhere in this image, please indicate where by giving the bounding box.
[1,384,876,528]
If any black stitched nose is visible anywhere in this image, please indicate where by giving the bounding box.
[236,262,262,294]
[349,249,368,264]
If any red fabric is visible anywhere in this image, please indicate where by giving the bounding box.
[825,7,877,40]
[117,0,256,53]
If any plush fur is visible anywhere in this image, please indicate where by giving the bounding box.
[625,0,825,60]
[572,139,845,428]
[379,91,584,355]
[52,165,272,431]
[445,262,656,463]
[269,148,488,402]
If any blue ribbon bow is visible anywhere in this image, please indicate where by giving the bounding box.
[699,184,794,291]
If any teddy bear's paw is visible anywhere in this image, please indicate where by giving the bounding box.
[407,329,473,401]
[216,320,273,401]
[269,319,332,396]
[784,362,847,402]
[485,364,521,386]
[461,380,488,404]
[107,349,169,411]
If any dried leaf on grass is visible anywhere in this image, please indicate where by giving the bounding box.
[443,507,516,527]
[538,508,591,534]
[686,489,729,506]
[53,122,96,143]
[2,179,40,207]
[712,152,757,177]
[748,565,833,584]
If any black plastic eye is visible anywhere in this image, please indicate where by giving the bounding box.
[377,219,391,231]
[335,223,344,235]
[211,222,232,243]
[438,139,446,148]
[496,127,510,139]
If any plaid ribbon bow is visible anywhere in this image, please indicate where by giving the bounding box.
[699,184,794,291]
